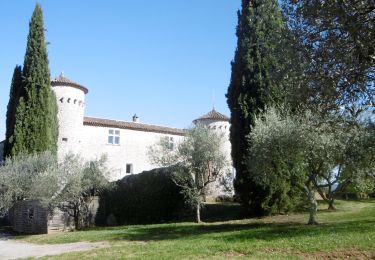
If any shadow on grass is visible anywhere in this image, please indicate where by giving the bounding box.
[104,218,375,243]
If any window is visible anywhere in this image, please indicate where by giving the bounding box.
[169,137,174,149]
[164,136,174,150]
[108,129,120,145]
[126,164,133,174]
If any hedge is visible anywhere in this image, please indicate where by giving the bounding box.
[97,167,185,225]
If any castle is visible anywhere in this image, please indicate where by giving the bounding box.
[0,73,234,194]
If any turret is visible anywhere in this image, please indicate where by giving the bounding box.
[193,108,234,198]
[193,108,230,135]
[51,73,88,160]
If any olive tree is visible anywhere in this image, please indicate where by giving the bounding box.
[0,153,109,229]
[0,152,59,216]
[54,154,109,229]
[247,108,374,224]
[148,125,229,223]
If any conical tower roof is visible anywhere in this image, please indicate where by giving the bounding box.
[193,108,229,124]
[51,72,88,94]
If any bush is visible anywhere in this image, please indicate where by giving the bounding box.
[97,168,185,225]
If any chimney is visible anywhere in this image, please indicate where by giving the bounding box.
[132,114,140,123]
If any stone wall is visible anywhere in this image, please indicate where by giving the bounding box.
[10,200,48,234]
[10,198,100,234]
[79,125,185,181]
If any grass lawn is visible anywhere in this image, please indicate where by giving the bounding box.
[17,199,375,259]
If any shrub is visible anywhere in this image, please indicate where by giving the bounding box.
[98,168,185,225]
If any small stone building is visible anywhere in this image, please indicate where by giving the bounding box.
[10,200,49,234]
[10,201,73,234]
[10,198,100,234]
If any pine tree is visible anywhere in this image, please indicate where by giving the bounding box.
[226,0,296,215]
[3,65,23,159]
[11,4,58,156]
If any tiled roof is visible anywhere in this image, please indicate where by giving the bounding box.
[51,73,89,94]
[84,117,186,136]
[193,108,230,123]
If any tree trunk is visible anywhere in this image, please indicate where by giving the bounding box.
[195,202,201,223]
[307,184,318,225]
[74,207,80,230]
[328,198,336,210]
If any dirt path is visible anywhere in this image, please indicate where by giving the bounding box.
[0,232,109,260]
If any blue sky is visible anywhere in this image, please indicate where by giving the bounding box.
[0,1,240,139]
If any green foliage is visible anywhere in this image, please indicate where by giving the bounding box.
[4,65,23,159]
[248,107,375,222]
[0,152,58,216]
[148,125,229,222]
[247,108,307,214]
[99,168,184,225]
[283,0,374,114]
[226,0,300,216]
[56,154,109,229]
[0,153,109,229]
[11,3,58,156]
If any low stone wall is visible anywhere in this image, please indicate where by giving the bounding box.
[47,208,74,233]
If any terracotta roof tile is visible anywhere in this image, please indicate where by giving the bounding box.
[84,117,186,136]
[193,108,229,123]
[51,73,89,94]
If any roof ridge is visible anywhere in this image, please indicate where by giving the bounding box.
[83,117,186,136]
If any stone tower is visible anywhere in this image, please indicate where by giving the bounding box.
[51,73,88,160]
[193,108,231,157]
[193,108,234,198]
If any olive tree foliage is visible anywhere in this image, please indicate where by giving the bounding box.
[282,0,374,115]
[0,153,109,229]
[247,107,374,224]
[0,152,58,216]
[148,125,229,223]
[57,154,109,229]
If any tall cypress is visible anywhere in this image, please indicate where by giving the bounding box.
[11,4,58,156]
[3,65,23,159]
[226,0,294,215]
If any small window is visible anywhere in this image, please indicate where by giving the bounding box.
[108,129,120,145]
[62,137,68,142]
[126,164,133,174]
[165,136,174,150]
[28,208,34,220]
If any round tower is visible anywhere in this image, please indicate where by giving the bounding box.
[193,108,234,198]
[193,108,230,140]
[51,73,88,160]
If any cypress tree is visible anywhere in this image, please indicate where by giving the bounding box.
[3,65,23,159]
[226,0,296,215]
[11,4,58,156]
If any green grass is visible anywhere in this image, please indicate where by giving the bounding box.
[17,200,375,259]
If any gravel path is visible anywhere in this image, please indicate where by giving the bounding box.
[0,231,109,259]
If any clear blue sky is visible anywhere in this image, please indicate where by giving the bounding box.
[0,1,241,140]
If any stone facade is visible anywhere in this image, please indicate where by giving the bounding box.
[50,73,234,188]
[0,74,234,193]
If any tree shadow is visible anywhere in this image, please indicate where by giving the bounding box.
[107,219,375,243]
